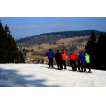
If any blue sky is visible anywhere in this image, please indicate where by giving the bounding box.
[0,17,106,40]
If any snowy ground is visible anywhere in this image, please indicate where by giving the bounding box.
[0,64,106,87]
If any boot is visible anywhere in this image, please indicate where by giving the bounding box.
[80,69,83,72]
[88,70,92,73]
[83,70,87,72]
[74,69,77,71]
[78,68,80,72]
[72,68,74,71]
[78,70,80,72]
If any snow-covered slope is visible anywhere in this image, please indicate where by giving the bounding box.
[0,64,106,87]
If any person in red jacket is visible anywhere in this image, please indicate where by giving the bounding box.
[61,49,66,70]
[68,52,78,71]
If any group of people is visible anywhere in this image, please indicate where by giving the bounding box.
[46,48,92,73]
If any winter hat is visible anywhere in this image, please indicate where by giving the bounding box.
[57,50,59,52]
[80,51,82,54]
[49,49,52,51]
[85,53,88,55]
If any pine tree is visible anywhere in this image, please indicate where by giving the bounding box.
[0,20,8,63]
[89,30,96,43]
[0,20,25,63]
[41,58,44,64]
[98,32,105,44]
[85,31,106,70]
[24,52,26,56]
[85,30,97,69]
[16,51,25,63]
[96,32,106,70]
[38,59,40,64]
[31,49,33,52]
[85,30,97,55]
[5,24,11,34]
[4,24,18,63]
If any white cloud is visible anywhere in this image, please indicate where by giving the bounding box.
[24,25,38,29]
[47,21,53,23]
[18,27,23,30]
[9,25,38,30]
[47,24,64,29]
[57,18,73,24]
[9,25,18,30]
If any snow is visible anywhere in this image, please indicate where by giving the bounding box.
[0,64,106,87]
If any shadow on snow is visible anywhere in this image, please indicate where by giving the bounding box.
[0,67,60,87]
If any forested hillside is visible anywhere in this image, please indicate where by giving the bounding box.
[16,30,106,47]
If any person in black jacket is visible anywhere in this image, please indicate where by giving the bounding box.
[55,50,62,70]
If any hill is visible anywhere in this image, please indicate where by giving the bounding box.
[16,30,106,47]
[18,36,89,64]
[16,30,106,65]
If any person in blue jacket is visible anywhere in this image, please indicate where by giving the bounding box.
[46,49,55,69]
[78,52,85,72]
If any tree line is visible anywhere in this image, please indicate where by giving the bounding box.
[16,30,106,47]
[85,30,106,70]
[0,20,25,63]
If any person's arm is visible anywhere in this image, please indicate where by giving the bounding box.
[68,55,71,58]
[52,52,55,57]
[78,55,80,60]
[75,55,78,58]
[83,55,85,62]
[55,54,57,59]
[60,54,62,60]
[46,52,48,56]
[83,56,86,64]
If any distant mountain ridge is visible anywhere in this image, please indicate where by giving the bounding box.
[16,30,106,47]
